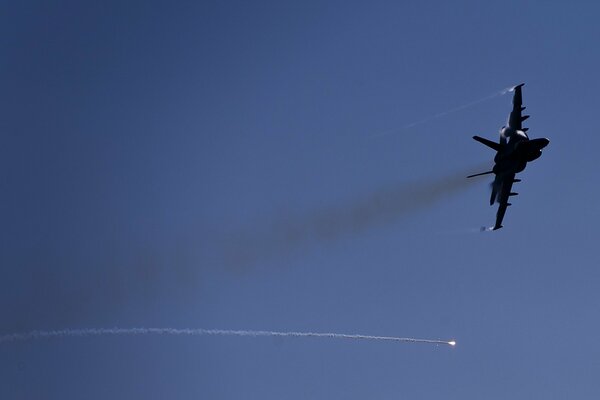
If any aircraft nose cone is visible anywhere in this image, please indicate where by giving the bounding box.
[529,138,549,152]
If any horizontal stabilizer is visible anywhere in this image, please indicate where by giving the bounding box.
[509,192,519,196]
[467,170,494,179]
[521,115,530,122]
[472,136,502,151]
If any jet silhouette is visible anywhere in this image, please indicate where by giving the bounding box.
[468,83,549,230]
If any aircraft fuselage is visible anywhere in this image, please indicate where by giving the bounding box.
[493,136,549,175]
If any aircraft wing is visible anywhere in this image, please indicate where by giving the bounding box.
[507,83,528,131]
[493,172,516,230]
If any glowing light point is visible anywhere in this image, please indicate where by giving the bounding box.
[448,341,456,346]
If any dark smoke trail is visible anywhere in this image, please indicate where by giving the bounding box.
[222,165,486,266]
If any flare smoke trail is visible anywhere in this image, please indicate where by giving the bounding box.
[0,327,455,346]
[371,85,514,138]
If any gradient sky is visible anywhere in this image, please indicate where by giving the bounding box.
[3,1,600,399]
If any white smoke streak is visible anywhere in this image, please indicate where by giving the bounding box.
[0,328,455,346]
[371,85,515,138]
[436,225,497,235]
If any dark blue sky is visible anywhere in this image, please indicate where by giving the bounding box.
[3,1,600,398]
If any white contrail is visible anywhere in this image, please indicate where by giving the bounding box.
[371,84,515,138]
[0,328,455,347]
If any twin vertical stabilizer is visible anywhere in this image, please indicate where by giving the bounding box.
[472,135,502,151]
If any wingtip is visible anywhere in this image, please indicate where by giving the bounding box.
[509,83,525,92]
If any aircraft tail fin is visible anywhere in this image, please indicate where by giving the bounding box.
[473,136,502,151]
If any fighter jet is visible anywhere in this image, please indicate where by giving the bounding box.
[468,83,549,230]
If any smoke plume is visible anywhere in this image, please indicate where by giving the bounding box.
[221,165,485,266]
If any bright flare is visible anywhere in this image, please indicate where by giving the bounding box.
[448,340,456,346]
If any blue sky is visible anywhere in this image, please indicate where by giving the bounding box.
[2,1,600,398]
